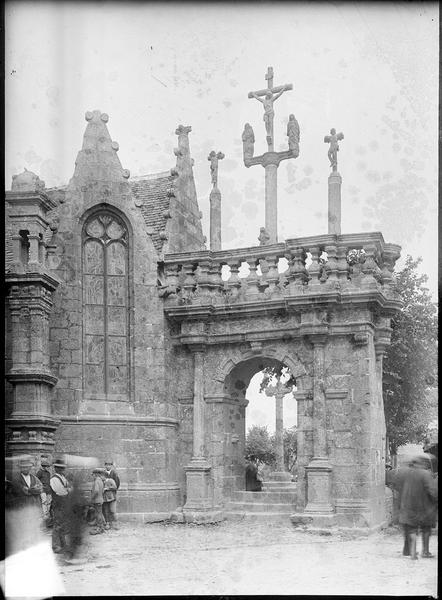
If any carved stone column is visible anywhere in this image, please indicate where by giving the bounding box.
[5,272,60,458]
[209,187,222,251]
[304,334,334,518]
[183,346,223,523]
[328,171,342,235]
[5,171,60,461]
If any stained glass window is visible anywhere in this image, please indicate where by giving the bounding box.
[82,212,129,398]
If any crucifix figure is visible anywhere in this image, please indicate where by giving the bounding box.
[248,66,293,150]
[207,151,225,188]
[324,128,344,171]
[264,374,294,472]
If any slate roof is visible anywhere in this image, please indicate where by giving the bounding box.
[130,172,174,256]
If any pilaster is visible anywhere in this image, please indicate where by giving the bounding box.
[183,345,223,523]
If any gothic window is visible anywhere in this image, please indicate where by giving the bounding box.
[82,212,129,399]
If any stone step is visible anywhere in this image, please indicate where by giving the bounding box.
[265,472,293,482]
[262,484,297,492]
[227,501,296,513]
[225,511,293,522]
[231,491,297,503]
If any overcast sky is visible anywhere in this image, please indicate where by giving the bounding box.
[5,1,438,430]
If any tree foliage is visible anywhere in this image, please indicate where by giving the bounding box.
[279,426,298,473]
[245,424,298,472]
[245,425,276,467]
[383,255,438,454]
[259,365,296,393]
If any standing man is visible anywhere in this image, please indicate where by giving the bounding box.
[90,468,107,535]
[37,457,53,527]
[388,456,438,559]
[11,456,43,509]
[50,458,72,555]
[104,459,120,529]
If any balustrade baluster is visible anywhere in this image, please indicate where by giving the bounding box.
[289,247,309,292]
[226,260,241,299]
[182,263,197,301]
[196,259,212,302]
[308,246,321,284]
[263,255,279,296]
[324,244,338,283]
[208,261,223,301]
[245,258,261,297]
[336,245,350,285]
[361,244,379,288]
[164,263,181,297]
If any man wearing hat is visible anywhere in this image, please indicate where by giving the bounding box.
[11,456,43,509]
[104,459,120,529]
[50,458,73,554]
[37,457,53,527]
[90,468,107,535]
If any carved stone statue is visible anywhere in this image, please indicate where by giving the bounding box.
[324,128,344,171]
[249,88,287,140]
[242,123,255,161]
[287,114,300,155]
[207,151,225,187]
[258,227,270,246]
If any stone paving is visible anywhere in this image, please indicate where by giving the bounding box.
[58,521,438,596]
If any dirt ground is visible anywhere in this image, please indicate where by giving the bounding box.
[52,519,438,596]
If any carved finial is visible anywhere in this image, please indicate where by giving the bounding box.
[324,128,344,172]
[208,151,225,188]
[175,125,192,136]
[11,169,46,192]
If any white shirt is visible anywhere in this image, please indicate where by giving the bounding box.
[21,473,31,487]
[50,473,69,496]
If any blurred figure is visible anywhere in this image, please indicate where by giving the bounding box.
[37,457,53,527]
[50,457,73,556]
[10,456,43,509]
[388,455,438,559]
[3,457,65,598]
[104,459,120,529]
[90,468,107,535]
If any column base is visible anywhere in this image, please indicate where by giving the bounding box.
[182,508,225,524]
[290,512,337,529]
[304,456,334,514]
[183,457,215,512]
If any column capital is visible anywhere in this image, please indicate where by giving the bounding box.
[188,343,206,354]
[308,333,328,347]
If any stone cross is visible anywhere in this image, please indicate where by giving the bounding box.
[207,151,225,188]
[248,66,293,150]
[243,67,298,245]
[324,128,344,172]
[264,375,294,472]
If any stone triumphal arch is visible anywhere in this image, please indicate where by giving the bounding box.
[5,67,401,530]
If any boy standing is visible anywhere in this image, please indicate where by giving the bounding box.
[90,468,106,535]
[104,460,120,529]
[37,457,53,526]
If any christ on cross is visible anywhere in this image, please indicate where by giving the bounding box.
[248,67,293,145]
[250,89,286,140]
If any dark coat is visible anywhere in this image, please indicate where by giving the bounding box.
[105,468,120,490]
[10,472,43,508]
[36,467,52,493]
[390,465,438,527]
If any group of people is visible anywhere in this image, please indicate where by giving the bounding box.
[386,454,438,560]
[6,455,121,560]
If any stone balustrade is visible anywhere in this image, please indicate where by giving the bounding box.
[160,232,401,316]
